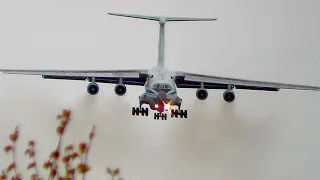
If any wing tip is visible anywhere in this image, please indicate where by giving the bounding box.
[107,12,117,16]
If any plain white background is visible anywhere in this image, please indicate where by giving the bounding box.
[0,0,320,179]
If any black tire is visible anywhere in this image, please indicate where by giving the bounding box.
[145,108,149,116]
[140,108,148,116]
[132,107,136,116]
[174,110,179,118]
[183,110,188,118]
[136,107,140,116]
[137,107,140,116]
[132,107,139,116]
[179,110,184,118]
[154,113,159,120]
[170,109,175,117]
[178,110,188,118]
[161,113,167,120]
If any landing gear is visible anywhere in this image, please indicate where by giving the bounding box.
[154,112,167,120]
[170,109,188,119]
[131,105,187,120]
[132,107,149,116]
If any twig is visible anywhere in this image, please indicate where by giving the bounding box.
[81,126,95,180]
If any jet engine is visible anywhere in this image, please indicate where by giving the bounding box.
[114,84,126,96]
[223,90,235,102]
[87,82,99,95]
[196,88,208,100]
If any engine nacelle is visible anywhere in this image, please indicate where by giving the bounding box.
[87,82,99,95]
[223,90,235,103]
[114,84,126,96]
[196,88,208,100]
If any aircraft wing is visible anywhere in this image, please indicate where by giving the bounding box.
[0,69,149,86]
[175,71,320,91]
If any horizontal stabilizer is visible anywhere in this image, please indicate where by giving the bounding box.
[107,12,159,21]
[166,17,217,21]
[107,12,217,22]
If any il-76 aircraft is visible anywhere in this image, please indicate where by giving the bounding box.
[1,12,320,120]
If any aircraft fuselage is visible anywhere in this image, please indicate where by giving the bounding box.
[139,68,182,113]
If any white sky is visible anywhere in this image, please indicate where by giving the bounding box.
[0,0,320,179]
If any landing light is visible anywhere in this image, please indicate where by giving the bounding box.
[164,104,170,110]
[155,104,158,108]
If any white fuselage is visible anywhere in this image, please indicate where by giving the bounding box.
[139,68,182,112]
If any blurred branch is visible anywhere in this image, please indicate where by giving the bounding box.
[0,109,123,180]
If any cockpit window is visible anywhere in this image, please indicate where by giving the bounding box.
[152,83,172,93]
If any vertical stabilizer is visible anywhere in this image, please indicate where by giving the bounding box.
[108,12,217,69]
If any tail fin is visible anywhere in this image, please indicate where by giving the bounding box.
[108,12,217,69]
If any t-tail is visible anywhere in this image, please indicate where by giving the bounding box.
[108,12,217,69]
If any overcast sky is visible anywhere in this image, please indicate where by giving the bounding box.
[0,0,320,179]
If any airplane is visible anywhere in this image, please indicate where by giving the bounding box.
[1,12,320,120]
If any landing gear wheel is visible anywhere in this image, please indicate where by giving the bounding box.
[154,113,167,120]
[140,107,149,116]
[180,110,187,118]
[132,107,140,116]
[171,109,187,119]
[132,107,149,116]
[171,109,179,118]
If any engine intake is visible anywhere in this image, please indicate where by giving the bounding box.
[114,84,126,96]
[223,90,235,103]
[196,88,208,100]
[87,82,99,95]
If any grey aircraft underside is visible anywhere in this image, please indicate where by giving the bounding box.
[1,12,320,120]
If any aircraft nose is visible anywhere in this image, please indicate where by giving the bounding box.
[157,91,167,100]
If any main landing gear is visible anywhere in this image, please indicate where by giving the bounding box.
[132,106,149,116]
[131,106,188,120]
[170,109,188,119]
[154,108,188,120]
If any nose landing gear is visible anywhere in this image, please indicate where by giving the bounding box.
[154,112,167,120]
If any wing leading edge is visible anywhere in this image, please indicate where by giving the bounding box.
[175,71,320,91]
[0,69,149,86]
